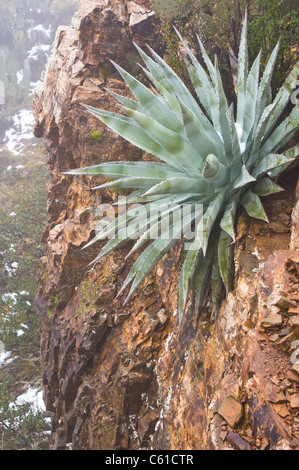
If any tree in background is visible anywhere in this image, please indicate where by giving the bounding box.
[0,0,77,135]
[0,161,50,450]
[155,0,298,102]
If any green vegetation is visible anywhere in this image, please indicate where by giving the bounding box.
[67,13,299,321]
[91,131,103,142]
[76,279,100,320]
[154,0,298,97]
[0,159,50,449]
[0,380,50,450]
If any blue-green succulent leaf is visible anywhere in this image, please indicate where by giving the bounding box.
[220,199,237,241]
[178,248,201,321]
[242,190,269,222]
[218,229,233,292]
[197,192,225,255]
[253,177,284,196]
[233,164,256,189]
[253,152,296,178]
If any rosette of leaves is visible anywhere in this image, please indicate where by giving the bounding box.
[66,14,299,321]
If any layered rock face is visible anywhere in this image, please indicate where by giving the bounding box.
[33,0,299,450]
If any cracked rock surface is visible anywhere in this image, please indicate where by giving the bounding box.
[33,0,299,450]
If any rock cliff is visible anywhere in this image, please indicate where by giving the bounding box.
[33,0,299,450]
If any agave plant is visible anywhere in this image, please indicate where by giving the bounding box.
[66,14,299,321]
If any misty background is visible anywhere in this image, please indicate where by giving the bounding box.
[0,0,77,450]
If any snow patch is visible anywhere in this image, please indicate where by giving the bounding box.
[17,70,24,84]
[28,24,52,40]
[4,109,35,155]
[15,387,45,411]
[27,44,51,60]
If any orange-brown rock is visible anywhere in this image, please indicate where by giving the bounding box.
[33,0,299,451]
[218,397,243,428]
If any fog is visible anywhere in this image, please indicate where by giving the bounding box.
[0,0,78,138]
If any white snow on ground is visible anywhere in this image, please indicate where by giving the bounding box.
[29,80,40,96]
[28,24,52,40]
[17,70,24,84]
[15,387,46,411]
[4,262,19,277]
[0,349,12,365]
[2,292,18,305]
[0,340,13,367]
[27,44,51,60]
[4,109,35,155]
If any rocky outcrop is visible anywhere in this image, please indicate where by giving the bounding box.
[33,0,299,450]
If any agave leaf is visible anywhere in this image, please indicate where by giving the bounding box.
[111,61,183,134]
[118,237,177,302]
[84,105,186,172]
[268,145,299,177]
[82,104,132,124]
[125,191,197,204]
[264,59,299,136]
[146,44,205,123]
[229,105,242,159]
[139,65,183,119]
[196,34,218,87]
[242,190,269,222]
[178,100,224,162]
[123,107,204,172]
[202,154,230,186]
[125,202,187,259]
[220,199,237,241]
[91,200,189,265]
[86,194,191,249]
[215,57,233,159]
[252,152,296,178]
[65,161,182,179]
[138,41,224,154]
[178,248,201,321]
[250,99,282,163]
[185,61,211,118]
[142,176,213,197]
[256,40,280,118]
[120,196,201,261]
[192,247,214,313]
[229,110,243,179]
[212,251,223,314]
[106,89,146,114]
[241,51,261,143]
[197,192,225,255]
[179,98,225,158]
[233,164,256,189]
[236,11,249,127]
[90,176,163,190]
[253,176,284,196]
[123,205,203,302]
[218,229,233,292]
[174,27,219,126]
[134,42,176,96]
[260,104,299,156]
